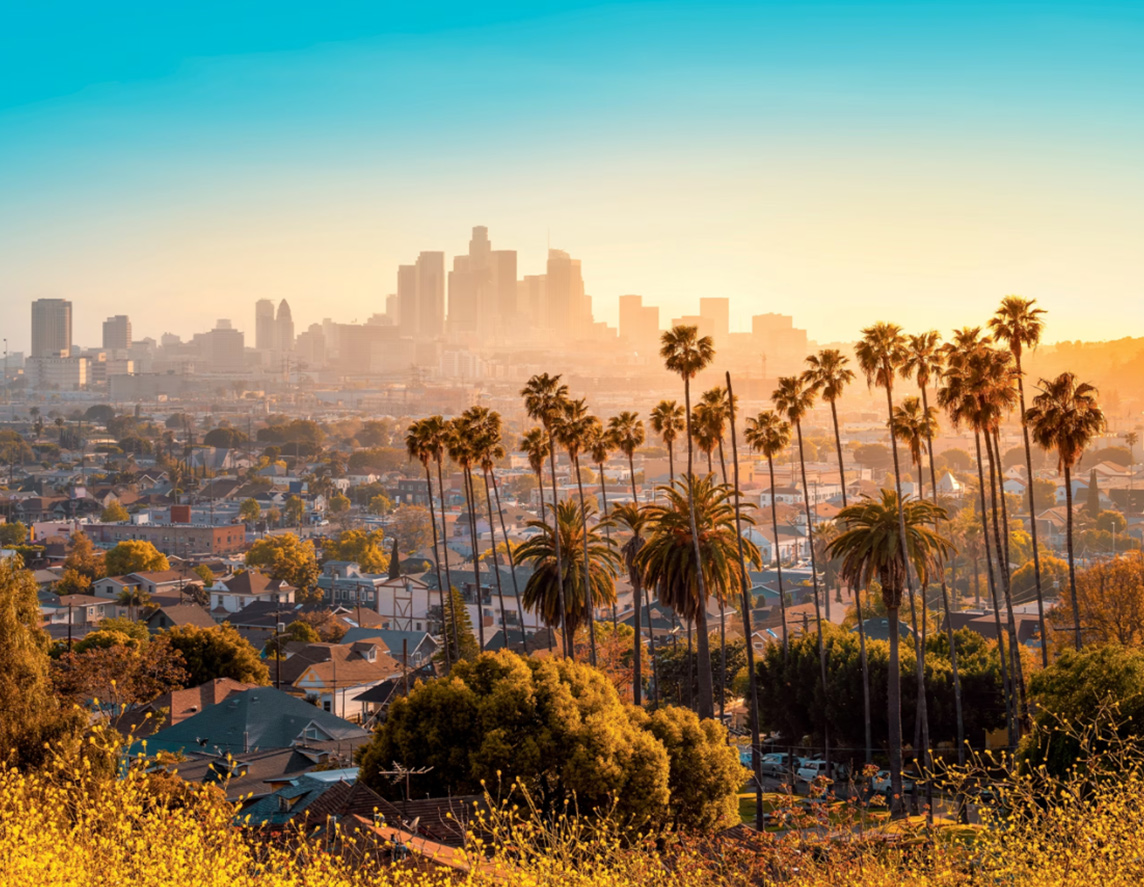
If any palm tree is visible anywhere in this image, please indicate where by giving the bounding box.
[772,375,831,770]
[802,348,855,506]
[613,501,655,707]
[468,408,513,648]
[405,418,452,669]
[422,415,460,657]
[939,335,1021,737]
[829,490,952,817]
[520,427,550,519]
[650,400,686,484]
[555,397,602,665]
[990,296,1050,667]
[700,386,732,485]
[446,415,486,651]
[588,423,618,630]
[521,373,571,654]
[609,411,648,671]
[1026,372,1106,652]
[744,410,792,652]
[638,474,761,718]
[515,499,619,640]
[659,325,717,719]
[691,400,720,475]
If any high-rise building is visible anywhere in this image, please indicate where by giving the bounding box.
[618,295,660,352]
[447,227,518,338]
[699,297,730,341]
[201,320,245,373]
[415,251,445,338]
[276,300,295,352]
[101,315,132,351]
[670,313,715,339]
[545,249,591,342]
[255,299,276,351]
[518,275,547,328]
[751,313,809,374]
[31,298,72,358]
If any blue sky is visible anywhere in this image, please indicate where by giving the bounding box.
[1,1,1142,350]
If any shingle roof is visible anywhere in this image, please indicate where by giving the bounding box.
[143,686,368,755]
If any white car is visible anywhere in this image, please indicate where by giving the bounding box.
[796,759,832,783]
[872,770,915,794]
[760,753,796,779]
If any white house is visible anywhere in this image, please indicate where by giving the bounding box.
[209,571,295,614]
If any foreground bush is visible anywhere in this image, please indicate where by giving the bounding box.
[5,725,1144,885]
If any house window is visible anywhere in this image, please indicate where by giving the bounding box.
[322,700,331,713]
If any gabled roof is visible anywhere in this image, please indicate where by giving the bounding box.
[143,686,368,755]
[116,678,257,737]
[145,603,216,630]
[222,571,294,595]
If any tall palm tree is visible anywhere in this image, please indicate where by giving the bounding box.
[468,408,513,648]
[487,456,529,649]
[1026,372,1106,652]
[691,401,720,475]
[772,375,831,770]
[638,473,761,717]
[520,426,551,520]
[555,397,602,665]
[700,387,732,485]
[990,296,1050,667]
[515,499,619,640]
[829,490,951,817]
[660,325,717,719]
[650,400,686,485]
[588,423,618,629]
[521,373,571,654]
[939,335,1020,737]
[609,411,649,677]
[802,348,855,507]
[613,501,655,707]
[744,411,792,652]
[446,414,486,651]
[405,418,451,669]
[423,415,460,657]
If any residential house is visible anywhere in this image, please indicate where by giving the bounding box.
[144,603,217,633]
[210,571,295,615]
[274,641,404,721]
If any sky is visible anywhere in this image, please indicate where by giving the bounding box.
[1,1,1142,352]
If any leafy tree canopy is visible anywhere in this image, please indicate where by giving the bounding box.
[105,540,169,577]
[163,623,269,686]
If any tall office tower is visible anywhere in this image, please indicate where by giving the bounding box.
[517,275,547,328]
[295,323,327,368]
[490,248,518,327]
[545,249,591,341]
[415,251,445,338]
[447,227,517,337]
[751,312,809,374]
[203,321,245,372]
[255,299,276,351]
[101,315,132,351]
[699,297,730,341]
[31,298,72,357]
[385,293,399,325]
[276,300,295,352]
[397,265,418,338]
[618,295,660,352]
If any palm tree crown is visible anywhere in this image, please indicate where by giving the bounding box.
[744,411,791,459]
[989,296,1045,363]
[802,349,854,403]
[772,376,815,426]
[650,400,685,448]
[520,427,550,477]
[660,325,715,381]
[901,331,944,390]
[855,322,909,391]
[1026,373,1105,474]
[608,412,645,462]
[890,396,939,481]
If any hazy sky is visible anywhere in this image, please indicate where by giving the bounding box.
[2,1,1142,352]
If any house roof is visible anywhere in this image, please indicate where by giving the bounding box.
[279,642,402,686]
[142,686,369,755]
[146,603,216,630]
[116,677,258,737]
[223,571,295,595]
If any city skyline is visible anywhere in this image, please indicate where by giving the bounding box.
[2,2,1142,352]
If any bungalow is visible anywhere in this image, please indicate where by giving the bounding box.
[276,642,404,721]
[210,571,295,614]
[144,603,217,633]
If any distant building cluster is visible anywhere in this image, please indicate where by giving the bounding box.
[10,227,811,393]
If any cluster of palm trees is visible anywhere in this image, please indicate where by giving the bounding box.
[403,296,1105,821]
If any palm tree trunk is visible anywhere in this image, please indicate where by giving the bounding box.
[1014,356,1048,667]
[855,587,873,764]
[683,376,715,720]
[598,459,617,632]
[628,451,652,708]
[795,419,830,776]
[725,370,763,830]
[436,457,461,658]
[482,470,511,650]
[573,454,598,667]
[490,471,528,650]
[424,461,450,670]
[1064,463,1081,651]
[716,438,730,721]
[975,432,1016,742]
[667,439,675,486]
[767,454,789,653]
[463,468,486,652]
[887,600,904,818]
[882,376,917,814]
[547,431,569,657]
[984,430,1028,730]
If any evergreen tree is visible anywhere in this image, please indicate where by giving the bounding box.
[437,586,479,663]
[388,538,401,579]
[1086,468,1101,520]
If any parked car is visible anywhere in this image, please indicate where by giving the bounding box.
[797,759,831,783]
[760,752,797,780]
[872,770,915,794]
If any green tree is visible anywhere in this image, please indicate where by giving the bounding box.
[264,619,320,658]
[323,528,388,573]
[105,540,169,577]
[434,586,479,663]
[1018,645,1144,779]
[245,533,320,596]
[238,498,261,524]
[63,531,106,581]
[358,650,671,828]
[0,522,28,547]
[649,400,686,484]
[100,502,129,523]
[368,493,393,516]
[329,492,351,518]
[0,558,84,768]
[284,495,306,528]
[164,623,270,686]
